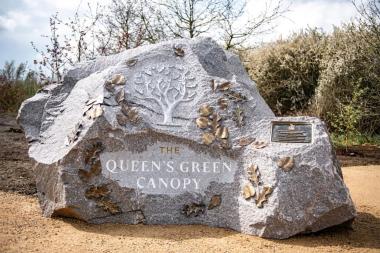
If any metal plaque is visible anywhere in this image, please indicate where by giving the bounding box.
[271,122,312,143]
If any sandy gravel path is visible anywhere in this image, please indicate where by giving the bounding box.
[0,165,379,253]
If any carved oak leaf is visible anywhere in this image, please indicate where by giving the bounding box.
[218,98,228,110]
[277,157,295,172]
[208,195,222,210]
[215,126,229,139]
[252,141,268,149]
[233,106,245,127]
[224,90,247,102]
[199,104,214,117]
[209,113,221,134]
[115,89,125,104]
[242,184,256,200]
[247,164,260,185]
[239,137,255,146]
[218,81,231,91]
[202,132,215,145]
[210,79,217,92]
[256,186,273,208]
[174,47,185,57]
[111,74,126,85]
[196,117,210,129]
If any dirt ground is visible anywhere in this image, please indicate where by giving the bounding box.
[0,113,379,252]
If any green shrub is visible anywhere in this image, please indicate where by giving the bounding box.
[315,23,380,134]
[243,29,326,116]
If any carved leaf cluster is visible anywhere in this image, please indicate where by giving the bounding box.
[243,164,273,208]
[210,78,247,128]
[79,142,103,182]
[196,104,229,148]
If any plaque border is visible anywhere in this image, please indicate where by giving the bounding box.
[270,121,313,143]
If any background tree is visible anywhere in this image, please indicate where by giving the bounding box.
[219,0,287,50]
[31,13,72,82]
[63,3,102,62]
[158,0,221,38]
[97,0,163,54]
[0,61,26,82]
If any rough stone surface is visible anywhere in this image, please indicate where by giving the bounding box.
[17,37,356,239]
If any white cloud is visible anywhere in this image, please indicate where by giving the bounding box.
[0,11,32,31]
[263,0,358,41]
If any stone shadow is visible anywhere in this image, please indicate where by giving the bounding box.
[272,212,380,250]
[57,217,238,240]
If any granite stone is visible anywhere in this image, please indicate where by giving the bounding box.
[17,37,356,239]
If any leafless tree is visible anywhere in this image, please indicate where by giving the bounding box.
[31,13,72,82]
[158,0,221,38]
[352,0,380,53]
[134,65,197,125]
[218,0,287,50]
[63,3,102,62]
[97,0,163,54]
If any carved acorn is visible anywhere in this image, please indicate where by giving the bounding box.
[115,89,125,104]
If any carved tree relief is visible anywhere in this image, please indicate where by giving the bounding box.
[134,65,197,125]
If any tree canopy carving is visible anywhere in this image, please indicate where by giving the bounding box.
[134,65,197,125]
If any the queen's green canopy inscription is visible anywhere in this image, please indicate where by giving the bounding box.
[100,142,237,194]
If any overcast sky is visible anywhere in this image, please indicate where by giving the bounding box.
[0,0,360,69]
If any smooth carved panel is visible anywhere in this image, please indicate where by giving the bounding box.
[133,64,197,126]
[100,142,237,195]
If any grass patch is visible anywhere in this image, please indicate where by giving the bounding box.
[331,133,380,148]
[0,80,41,113]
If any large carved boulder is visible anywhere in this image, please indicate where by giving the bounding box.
[17,37,356,239]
